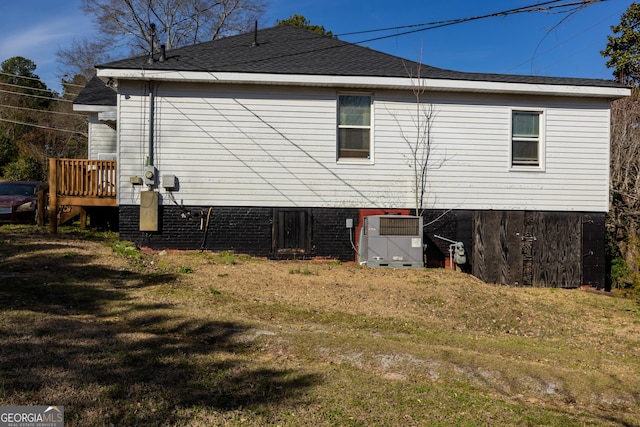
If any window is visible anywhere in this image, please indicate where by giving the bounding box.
[511,111,543,167]
[338,94,372,160]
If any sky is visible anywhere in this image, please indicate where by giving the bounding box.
[0,0,633,93]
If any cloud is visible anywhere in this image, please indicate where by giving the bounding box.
[0,8,93,89]
[0,17,88,59]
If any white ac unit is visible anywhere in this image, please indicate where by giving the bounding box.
[358,215,424,268]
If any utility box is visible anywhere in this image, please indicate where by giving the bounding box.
[139,190,158,231]
[144,166,157,186]
[358,215,424,268]
[162,174,177,190]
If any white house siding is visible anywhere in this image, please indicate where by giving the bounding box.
[87,114,117,160]
[377,91,611,212]
[116,81,611,212]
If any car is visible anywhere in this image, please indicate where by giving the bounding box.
[0,181,48,224]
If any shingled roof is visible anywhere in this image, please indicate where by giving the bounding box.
[73,75,117,107]
[98,25,623,89]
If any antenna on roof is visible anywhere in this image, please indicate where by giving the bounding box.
[252,21,259,47]
[147,23,158,63]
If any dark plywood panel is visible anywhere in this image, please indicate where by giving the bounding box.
[472,211,489,281]
[473,211,524,285]
[531,212,582,288]
[582,213,606,289]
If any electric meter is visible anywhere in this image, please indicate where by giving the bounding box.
[144,166,157,186]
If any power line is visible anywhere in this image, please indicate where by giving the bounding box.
[505,5,626,75]
[207,0,608,76]
[338,0,610,79]
[0,81,82,100]
[350,0,606,45]
[0,104,86,118]
[0,71,44,82]
[0,71,86,89]
[0,88,73,103]
[60,81,88,89]
[337,0,576,37]
[0,81,54,95]
[0,117,87,137]
[0,79,83,98]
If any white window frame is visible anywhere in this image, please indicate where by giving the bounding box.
[337,93,374,163]
[510,109,545,171]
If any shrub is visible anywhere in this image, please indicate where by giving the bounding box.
[3,157,45,181]
[610,256,631,288]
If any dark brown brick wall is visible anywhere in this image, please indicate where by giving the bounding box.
[119,205,359,261]
[118,205,605,287]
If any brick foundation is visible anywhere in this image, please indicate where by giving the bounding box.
[118,205,605,287]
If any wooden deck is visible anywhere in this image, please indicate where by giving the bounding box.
[48,158,117,233]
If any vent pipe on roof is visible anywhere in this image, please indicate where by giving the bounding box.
[252,21,259,47]
[159,44,166,62]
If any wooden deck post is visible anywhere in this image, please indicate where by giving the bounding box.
[80,208,87,229]
[37,189,47,227]
[49,158,58,234]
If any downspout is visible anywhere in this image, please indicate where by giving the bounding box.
[148,80,155,167]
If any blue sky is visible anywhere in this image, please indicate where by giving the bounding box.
[0,0,632,92]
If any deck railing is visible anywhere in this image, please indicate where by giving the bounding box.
[50,158,117,198]
[48,158,117,233]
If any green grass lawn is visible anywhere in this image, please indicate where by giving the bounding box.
[0,225,638,426]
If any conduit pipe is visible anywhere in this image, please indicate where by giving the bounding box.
[148,80,155,167]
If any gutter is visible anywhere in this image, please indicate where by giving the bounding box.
[96,69,630,100]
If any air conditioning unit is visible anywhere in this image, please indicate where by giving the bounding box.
[358,215,424,268]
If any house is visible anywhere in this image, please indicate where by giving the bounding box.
[85,25,629,287]
[72,75,117,160]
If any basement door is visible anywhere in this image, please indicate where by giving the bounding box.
[472,211,581,287]
[272,208,313,257]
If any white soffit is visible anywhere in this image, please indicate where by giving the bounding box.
[73,104,117,113]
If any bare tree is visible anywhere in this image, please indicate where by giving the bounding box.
[396,60,443,217]
[57,39,113,81]
[408,77,434,217]
[84,0,265,51]
[57,0,266,79]
[608,87,640,277]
